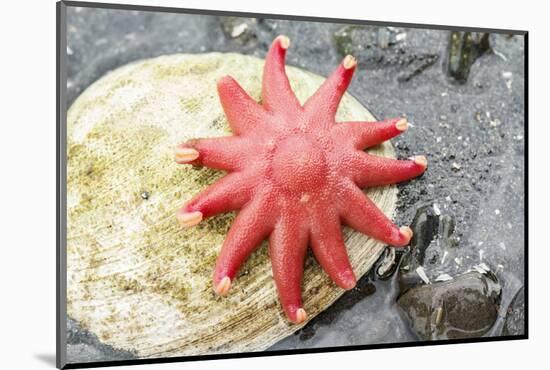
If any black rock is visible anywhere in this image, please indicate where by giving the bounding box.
[399,205,440,289]
[397,271,501,340]
[409,204,441,265]
[399,204,464,292]
[446,32,490,82]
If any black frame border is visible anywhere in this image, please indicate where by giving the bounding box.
[56,1,529,369]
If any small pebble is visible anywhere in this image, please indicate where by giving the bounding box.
[395,33,407,41]
[505,80,513,90]
[494,49,508,61]
[441,251,448,264]
[231,23,248,38]
[416,266,431,284]
[490,119,502,127]
[435,273,453,282]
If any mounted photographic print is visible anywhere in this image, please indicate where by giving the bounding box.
[56,1,528,368]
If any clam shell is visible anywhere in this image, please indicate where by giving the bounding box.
[66,53,397,358]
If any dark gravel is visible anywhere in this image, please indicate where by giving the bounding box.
[65,4,526,363]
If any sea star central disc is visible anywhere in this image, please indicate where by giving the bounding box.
[271,135,328,192]
[175,36,427,324]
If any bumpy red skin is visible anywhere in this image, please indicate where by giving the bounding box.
[175,36,426,324]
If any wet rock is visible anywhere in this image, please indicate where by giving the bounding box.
[399,205,461,290]
[220,17,258,46]
[502,286,525,336]
[399,205,440,288]
[375,205,450,280]
[439,214,456,243]
[424,214,464,271]
[446,32,490,82]
[409,205,441,264]
[397,271,502,340]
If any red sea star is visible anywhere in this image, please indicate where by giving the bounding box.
[175,36,427,324]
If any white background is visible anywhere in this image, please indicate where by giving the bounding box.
[0,0,545,369]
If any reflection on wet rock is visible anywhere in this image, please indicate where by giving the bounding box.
[397,271,501,340]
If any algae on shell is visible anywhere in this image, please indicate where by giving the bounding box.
[66,52,398,358]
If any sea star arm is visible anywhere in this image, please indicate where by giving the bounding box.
[269,216,309,324]
[332,118,409,150]
[347,152,427,188]
[309,213,357,290]
[303,55,357,128]
[177,172,255,226]
[339,181,413,247]
[212,198,274,296]
[175,136,248,171]
[217,76,268,135]
[262,36,302,114]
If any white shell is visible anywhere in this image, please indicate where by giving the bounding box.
[67,53,397,359]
